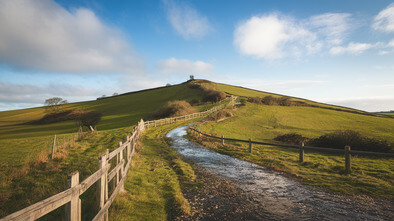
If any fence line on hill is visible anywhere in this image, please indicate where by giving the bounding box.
[1,97,235,221]
[144,96,236,128]
[189,127,394,174]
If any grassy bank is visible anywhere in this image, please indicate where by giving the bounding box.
[196,103,394,145]
[0,126,133,219]
[109,122,198,220]
[190,104,394,198]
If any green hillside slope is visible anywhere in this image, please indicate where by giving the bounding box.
[0,83,202,139]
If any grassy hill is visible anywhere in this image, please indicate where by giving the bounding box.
[197,81,394,145]
[1,79,393,218]
[0,82,204,139]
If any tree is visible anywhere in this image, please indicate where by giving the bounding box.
[44,97,68,113]
[75,111,102,131]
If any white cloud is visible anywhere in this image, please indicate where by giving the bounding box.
[0,81,99,104]
[234,13,351,59]
[308,13,351,45]
[329,42,373,55]
[325,96,394,112]
[373,3,394,32]
[0,0,144,74]
[157,58,214,76]
[163,0,212,39]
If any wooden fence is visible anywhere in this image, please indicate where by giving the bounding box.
[144,96,236,128]
[1,97,235,220]
[189,127,394,173]
[1,120,145,221]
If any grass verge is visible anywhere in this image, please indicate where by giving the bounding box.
[109,122,198,220]
[187,132,394,199]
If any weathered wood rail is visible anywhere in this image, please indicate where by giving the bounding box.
[1,120,145,221]
[189,127,394,173]
[144,96,236,128]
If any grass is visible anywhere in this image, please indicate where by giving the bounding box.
[0,82,204,139]
[196,103,394,145]
[212,82,371,114]
[109,122,198,220]
[0,126,134,219]
[189,133,394,199]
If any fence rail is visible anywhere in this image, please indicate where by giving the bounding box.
[144,96,236,128]
[189,127,394,157]
[1,120,145,221]
[189,127,394,173]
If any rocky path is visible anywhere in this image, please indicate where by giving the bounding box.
[167,125,393,221]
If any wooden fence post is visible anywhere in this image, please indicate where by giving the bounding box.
[97,151,108,221]
[126,136,131,160]
[345,145,351,173]
[249,139,252,153]
[119,142,125,192]
[51,134,57,159]
[66,171,81,221]
[299,142,304,163]
[222,135,224,145]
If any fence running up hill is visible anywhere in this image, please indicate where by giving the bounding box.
[2,98,235,221]
[2,120,145,221]
[144,96,236,128]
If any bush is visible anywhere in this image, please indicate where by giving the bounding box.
[187,81,226,103]
[152,100,196,119]
[261,96,278,105]
[247,97,263,104]
[76,111,102,129]
[207,109,233,121]
[189,99,201,106]
[309,130,391,152]
[274,133,309,145]
[279,97,292,106]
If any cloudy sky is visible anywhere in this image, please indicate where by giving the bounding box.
[0,0,393,112]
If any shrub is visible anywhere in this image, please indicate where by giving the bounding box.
[247,97,263,104]
[187,81,226,103]
[76,111,102,129]
[279,97,292,106]
[274,133,309,145]
[207,109,233,121]
[309,130,391,152]
[152,100,196,119]
[189,99,201,106]
[262,96,279,105]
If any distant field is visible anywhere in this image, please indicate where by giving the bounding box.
[0,83,203,139]
[212,82,372,114]
[196,103,394,146]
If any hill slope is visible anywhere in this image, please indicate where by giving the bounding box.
[0,82,203,139]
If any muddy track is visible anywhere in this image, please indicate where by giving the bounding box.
[167,125,393,221]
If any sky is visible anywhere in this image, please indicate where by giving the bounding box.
[0,0,393,112]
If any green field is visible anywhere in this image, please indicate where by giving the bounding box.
[0,83,204,139]
[196,103,394,145]
[1,79,393,218]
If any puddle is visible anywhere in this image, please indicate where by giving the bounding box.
[166,125,393,220]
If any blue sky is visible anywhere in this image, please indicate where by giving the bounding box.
[0,0,393,112]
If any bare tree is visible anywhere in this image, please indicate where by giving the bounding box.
[44,97,68,113]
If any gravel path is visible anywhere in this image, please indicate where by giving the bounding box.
[167,125,394,221]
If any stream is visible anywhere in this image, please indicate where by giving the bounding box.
[166,125,393,221]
